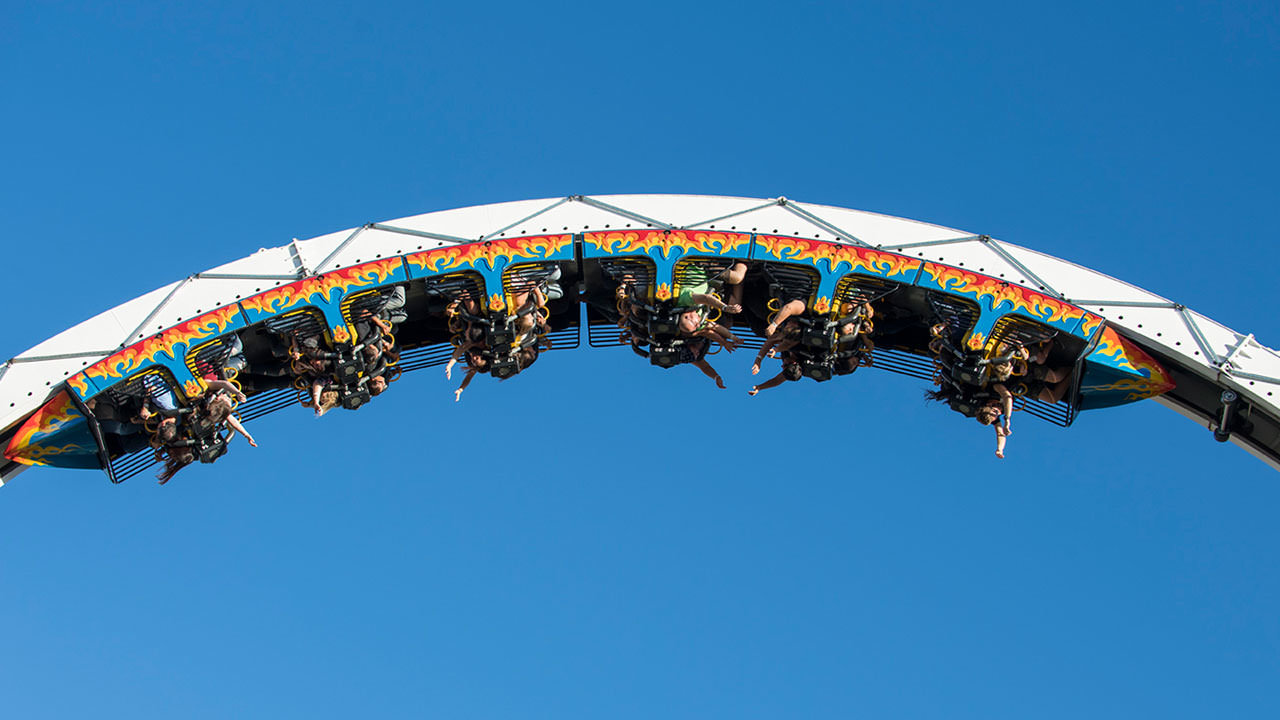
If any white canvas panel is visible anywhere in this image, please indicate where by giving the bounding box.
[997,244,1167,305]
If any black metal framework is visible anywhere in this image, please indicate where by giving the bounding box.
[185,334,241,384]
[101,367,184,483]
[926,292,981,339]
[833,275,900,311]
[341,285,404,324]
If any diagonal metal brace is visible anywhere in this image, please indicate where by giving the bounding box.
[981,236,1061,297]
[481,197,574,241]
[1178,307,1220,364]
[573,196,674,231]
[680,199,783,230]
[781,200,872,247]
[311,225,368,275]
[878,235,984,251]
[369,223,475,246]
[120,277,193,347]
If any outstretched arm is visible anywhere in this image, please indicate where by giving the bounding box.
[752,341,775,374]
[688,292,739,314]
[748,370,789,396]
[310,381,325,415]
[695,323,741,352]
[691,359,726,389]
[454,369,476,401]
[225,415,258,448]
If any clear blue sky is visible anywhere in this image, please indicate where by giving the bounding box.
[3,2,1279,718]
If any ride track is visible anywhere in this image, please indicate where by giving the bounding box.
[2,194,1278,483]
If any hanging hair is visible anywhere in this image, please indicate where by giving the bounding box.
[156,446,195,485]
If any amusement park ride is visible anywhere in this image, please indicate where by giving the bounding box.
[2,194,1278,483]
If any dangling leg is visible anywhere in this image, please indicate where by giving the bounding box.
[766,299,805,338]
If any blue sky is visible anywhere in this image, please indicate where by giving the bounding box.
[2,2,1279,718]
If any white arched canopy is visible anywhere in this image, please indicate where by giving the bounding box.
[3,194,1278,478]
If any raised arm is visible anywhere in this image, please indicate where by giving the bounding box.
[454,369,477,402]
[748,370,789,396]
[691,359,726,389]
[225,415,258,448]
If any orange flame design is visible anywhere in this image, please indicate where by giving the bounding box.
[484,235,573,263]
[405,235,572,274]
[655,283,672,301]
[68,374,90,397]
[967,331,987,350]
[585,231,751,259]
[756,236,922,279]
[1083,378,1172,402]
[1079,312,1103,338]
[1090,327,1135,372]
[922,264,1086,327]
[5,391,81,463]
[332,325,351,343]
[83,305,242,386]
[183,379,204,398]
[8,442,92,464]
[813,296,832,314]
[488,293,507,311]
[241,258,403,318]
[406,243,489,274]
[1091,327,1175,392]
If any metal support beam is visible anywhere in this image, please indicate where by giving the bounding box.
[369,223,475,246]
[573,196,674,231]
[982,236,1061,297]
[311,225,368,275]
[781,200,872,247]
[1066,299,1180,309]
[195,272,303,281]
[288,239,310,277]
[1219,333,1255,371]
[481,197,573,241]
[876,235,983,251]
[681,199,783,230]
[1222,369,1280,386]
[120,277,193,347]
[9,350,117,363]
[1178,308,1220,364]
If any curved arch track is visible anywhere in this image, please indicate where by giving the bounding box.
[3,194,1278,482]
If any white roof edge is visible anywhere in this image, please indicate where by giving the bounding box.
[2,194,1277,433]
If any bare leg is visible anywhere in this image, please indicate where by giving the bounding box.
[719,262,747,311]
[766,299,805,338]
[1038,366,1069,384]
[1031,341,1052,365]
[1037,376,1073,404]
[691,359,726,389]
